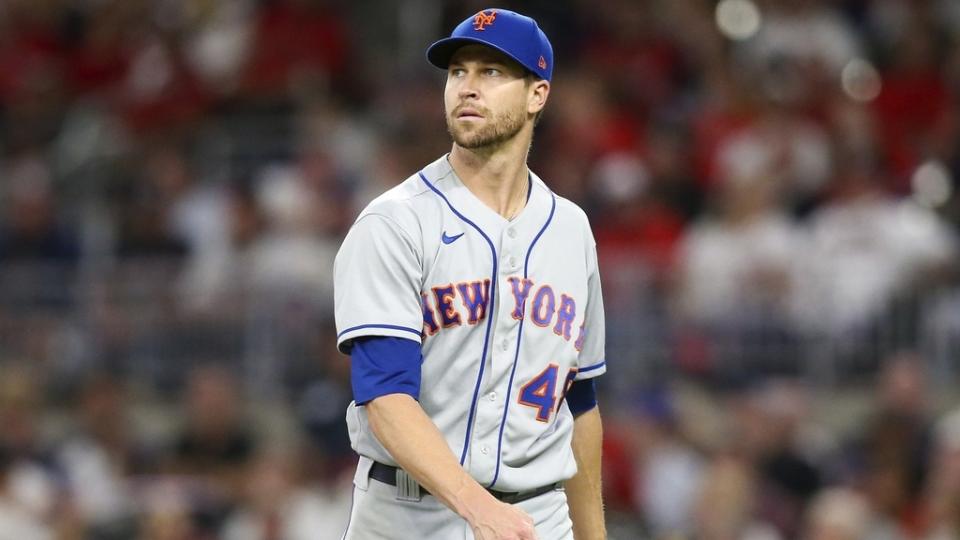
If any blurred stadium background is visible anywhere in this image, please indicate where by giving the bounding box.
[0,0,959,538]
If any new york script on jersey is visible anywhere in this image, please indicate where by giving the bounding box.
[421,276,588,352]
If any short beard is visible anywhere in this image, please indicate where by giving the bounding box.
[447,105,526,151]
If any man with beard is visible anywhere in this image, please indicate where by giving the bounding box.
[334,9,607,540]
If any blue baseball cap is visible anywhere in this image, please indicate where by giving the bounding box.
[426,8,554,82]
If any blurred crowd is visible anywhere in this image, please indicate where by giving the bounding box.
[1,0,960,538]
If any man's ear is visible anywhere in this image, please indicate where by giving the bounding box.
[528,79,550,115]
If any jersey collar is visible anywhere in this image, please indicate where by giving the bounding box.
[420,154,552,234]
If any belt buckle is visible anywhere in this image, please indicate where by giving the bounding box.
[395,468,422,502]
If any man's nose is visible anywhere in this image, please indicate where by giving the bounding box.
[457,73,480,99]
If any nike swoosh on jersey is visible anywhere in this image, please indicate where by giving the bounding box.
[441,231,465,244]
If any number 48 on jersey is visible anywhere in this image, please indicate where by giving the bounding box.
[518,365,578,422]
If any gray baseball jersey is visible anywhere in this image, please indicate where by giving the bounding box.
[334,155,606,492]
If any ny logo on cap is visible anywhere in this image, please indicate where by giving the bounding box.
[473,10,496,31]
[538,56,547,70]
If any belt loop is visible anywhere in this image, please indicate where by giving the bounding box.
[395,468,423,502]
[354,456,373,490]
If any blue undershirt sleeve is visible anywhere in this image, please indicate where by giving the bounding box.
[349,336,423,405]
[565,378,598,417]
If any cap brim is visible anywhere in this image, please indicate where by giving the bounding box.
[426,37,530,74]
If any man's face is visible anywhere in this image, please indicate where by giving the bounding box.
[444,45,535,150]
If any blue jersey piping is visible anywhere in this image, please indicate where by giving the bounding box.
[489,187,556,488]
[418,171,498,466]
[578,361,606,374]
[337,324,423,340]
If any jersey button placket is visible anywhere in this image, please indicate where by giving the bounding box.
[501,227,520,274]
[472,331,504,481]
[501,252,519,273]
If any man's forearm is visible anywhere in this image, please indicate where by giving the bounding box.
[365,393,494,520]
[566,406,606,540]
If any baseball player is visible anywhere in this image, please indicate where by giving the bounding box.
[335,8,607,540]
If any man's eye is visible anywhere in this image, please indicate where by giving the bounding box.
[450,68,465,77]
[485,68,501,76]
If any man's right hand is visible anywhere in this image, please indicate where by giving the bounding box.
[365,394,540,539]
[464,491,539,540]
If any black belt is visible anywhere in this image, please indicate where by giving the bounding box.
[369,461,561,504]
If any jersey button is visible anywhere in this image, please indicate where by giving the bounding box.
[481,446,490,455]
[508,256,517,268]
[501,339,509,351]
[488,392,497,401]
[507,228,517,238]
